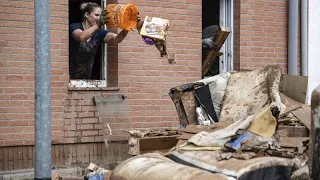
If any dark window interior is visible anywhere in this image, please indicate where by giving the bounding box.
[202,0,220,29]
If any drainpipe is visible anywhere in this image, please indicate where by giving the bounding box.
[34,0,52,179]
[301,0,308,76]
[288,0,299,75]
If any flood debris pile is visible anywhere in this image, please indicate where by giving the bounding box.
[103,65,311,180]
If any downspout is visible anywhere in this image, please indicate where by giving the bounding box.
[34,0,52,179]
[288,0,299,75]
[301,0,308,76]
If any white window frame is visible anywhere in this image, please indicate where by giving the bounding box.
[219,0,234,73]
[69,0,108,88]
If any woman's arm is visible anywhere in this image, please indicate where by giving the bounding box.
[103,30,129,44]
[71,24,100,42]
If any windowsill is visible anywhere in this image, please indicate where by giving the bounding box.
[68,86,120,91]
[68,80,119,91]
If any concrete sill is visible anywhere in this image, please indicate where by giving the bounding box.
[68,87,120,91]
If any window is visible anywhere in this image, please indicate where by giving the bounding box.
[68,0,109,88]
[202,0,233,76]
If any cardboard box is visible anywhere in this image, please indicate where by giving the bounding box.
[128,135,179,155]
[139,16,170,40]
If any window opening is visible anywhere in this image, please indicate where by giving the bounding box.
[68,0,107,87]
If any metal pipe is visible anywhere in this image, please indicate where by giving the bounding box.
[301,0,308,76]
[34,0,52,179]
[288,0,299,75]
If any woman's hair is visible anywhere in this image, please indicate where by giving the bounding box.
[80,2,101,20]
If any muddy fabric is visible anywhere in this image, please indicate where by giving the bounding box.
[247,106,277,137]
[171,143,222,151]
[219,65,283,123]
[196,72,230,119]
[291,166,309,180]
[169,150,294,179]
[188,114,255,147]
[111,153,234,180]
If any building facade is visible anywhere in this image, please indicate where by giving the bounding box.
[0,0,295,170]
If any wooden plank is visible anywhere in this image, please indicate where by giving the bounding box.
[8,146,13,170]
[22,146,28,169]
[59,144,65,167]
[176,139,188,146]
[89,143,95,163]
[202,29,226,68]
[177,125,214,134]
[65,144,73,166]
[55,145,60,167]
[71,143,77,165]
[292,104,311,130]
[27,146,33,169]
[279,92,302,116]
[12,146,17,170]
[202,51,219,75]
[202,27,230,75]
[280,74,308,104]
[177,122,230,134]
[174,99,189,127]
[3,147,8,171]
[0,148,3,171]
[138,136,179,155]
[177,132,195,140]
[17,146,23,169]
[279,137,309,148]
[180,91,197,125]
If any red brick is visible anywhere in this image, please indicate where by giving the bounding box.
[0,0,290,150]
[82,131,99,136]
[82,118,98,124]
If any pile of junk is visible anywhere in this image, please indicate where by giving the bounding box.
[93,65,312,180]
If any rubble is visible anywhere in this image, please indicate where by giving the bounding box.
[85,163,111,180]
[109,66,312,179]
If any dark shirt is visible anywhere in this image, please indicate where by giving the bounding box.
[69,22,108,79]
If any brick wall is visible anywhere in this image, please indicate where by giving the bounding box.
[234,0,289,73]
[0,0,294,170]
[0,0,202,147]
[0,0,69,146]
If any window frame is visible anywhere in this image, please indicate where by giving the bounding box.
[68,0,108,88]
[219,0,234,73]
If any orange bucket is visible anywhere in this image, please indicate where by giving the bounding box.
[105,4,139,31]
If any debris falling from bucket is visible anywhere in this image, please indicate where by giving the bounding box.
[94,95,130,149]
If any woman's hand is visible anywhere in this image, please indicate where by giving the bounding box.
[97,10,110,28]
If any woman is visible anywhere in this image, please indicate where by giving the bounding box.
[69,2,129,79]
